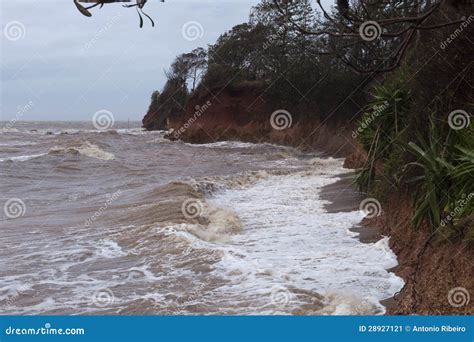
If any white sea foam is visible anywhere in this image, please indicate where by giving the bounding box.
[27,127,151,136]
[188,141,295,152]
[95,239,126,258]
[0,128,20,134]
[48,141,115,160]
[115,128,148,135]
[170,204,243,243]
[0,141,37,147]
[190,141,263,149]
[0,153,46,162]
[206,157,404,314]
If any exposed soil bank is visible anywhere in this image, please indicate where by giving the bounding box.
[143,85,365,167]
[143,87,473,315]
[322,176,473,314]
[364,194,473,315]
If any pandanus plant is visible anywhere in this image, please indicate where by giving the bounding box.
[353,73,473,234]
[73,0,165,27]
[407,117,474,232]
[354,76,411,192]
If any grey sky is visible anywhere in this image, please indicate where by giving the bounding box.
[1,0,333,122]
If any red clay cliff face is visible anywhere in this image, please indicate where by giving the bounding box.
[150,85,365,162]
[169,85,270,143]
[365,194,474,315]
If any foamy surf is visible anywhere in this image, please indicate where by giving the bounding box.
[0,153,47,162]
[48,141,115,160]
[201,158,404,315]
[0,141,37,147]
[0,122,403,315]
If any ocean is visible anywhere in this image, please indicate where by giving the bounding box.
[0,121,403,315]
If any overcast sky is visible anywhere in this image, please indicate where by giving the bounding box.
[1,0,332,122]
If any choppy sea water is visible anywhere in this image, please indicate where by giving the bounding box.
[0,121,404,315]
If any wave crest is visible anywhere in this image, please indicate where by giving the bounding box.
[48,141,115,160]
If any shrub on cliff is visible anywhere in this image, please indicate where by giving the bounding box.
[408,119,473,236]
[199,64,245,93]
[354,73,412,192]
[354,70,473,237]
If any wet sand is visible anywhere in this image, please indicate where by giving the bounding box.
[320,172,363,213]
[320,172,381,243]
[320,172,398,312]
[320,172,387,244]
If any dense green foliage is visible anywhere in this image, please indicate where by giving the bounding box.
[347,0,474,237]
[354,75,412,192]
[354,69,473,238]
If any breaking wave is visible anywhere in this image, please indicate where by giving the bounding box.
[48,141,115,160]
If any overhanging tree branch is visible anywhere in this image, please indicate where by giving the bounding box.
[270,0,466,74]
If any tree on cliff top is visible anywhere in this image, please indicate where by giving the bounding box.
[270,0,469,73]
[182,48,207,92]
[167,49,207,93]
